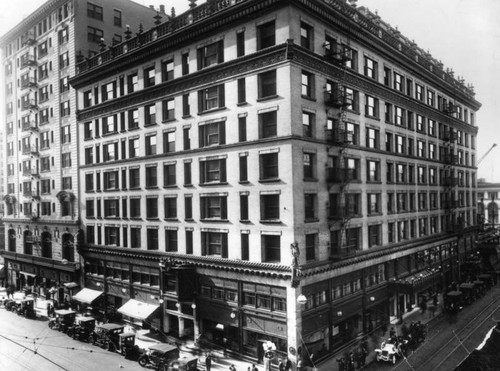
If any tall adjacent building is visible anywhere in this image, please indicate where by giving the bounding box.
[74,0,482,368]
[0,0,162,302]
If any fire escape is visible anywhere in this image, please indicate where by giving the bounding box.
[442,102,460,232]
[20,37,40,222]
[323,42,355,260]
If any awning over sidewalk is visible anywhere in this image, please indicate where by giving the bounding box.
[72,288,103,304]
[389,269,442,295]
[118,299,159,321]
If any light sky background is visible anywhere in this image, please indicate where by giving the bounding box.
[1,0,499,181]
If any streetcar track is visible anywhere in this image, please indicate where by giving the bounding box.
[391,289,500,371]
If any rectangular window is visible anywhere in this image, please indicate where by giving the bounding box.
[240,194,249,221]
[200,159,226,184]
[87,26,103,43]
[260,194,280,221]
[127,73,138,93]
[163,164,176,187]
[301,71,314,98]
[364,56,377,79]
[146,166,158,188]
[87,3,103,20]
[303,153,315,179]
[145,134,157,156]
[146,198,158,219]
[144,66,156,87]
[260,153,279,180]
[199,121,225,147]
[237,31,245,57]
[262,235,280,262]
[237,78,246,104]
[201,232,228,257]
[257,21,275,50]
[300,22,313,50]
[259,111,277,138]
[165,230,178,252]
[145,104,156,126]
[113,9,122,26]
[164,197,177,219]
[200,196,227,220]
[302,111,314,138]
[163,131,175,153]
[198,85,225,112]
[197,40,223,70]
[365,95,378,117]
[161,59,174,82]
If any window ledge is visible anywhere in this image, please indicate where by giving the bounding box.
[145,186,159,190]
[130,217,143,221]
[237,102,248,106]
[162,119,177,124]
[182,115,192,119]
[301,95,316,102]
[184,184,194,188]
[201,219,229,223]
[164,218,179,222]
[260,220,282,224]
[163,185,178,189]
[303,178,318,182]
[258,178,281,184]
[256,95,279,102]
[197,107,226,115]
[239,180,250,185]
[146,217,160,221]
[199,182,228,187]
[305,218,319,223]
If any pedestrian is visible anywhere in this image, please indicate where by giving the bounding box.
[284,358,292,371]
[251,364,258,371]
[205,353,212,371]
[278,359,285,371]
[229,364,237,371]
[297,359,303,371]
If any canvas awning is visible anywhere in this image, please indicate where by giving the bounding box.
[117,299,159,321]
[72,288,103,304]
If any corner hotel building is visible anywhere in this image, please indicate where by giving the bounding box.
[68,0,481,366]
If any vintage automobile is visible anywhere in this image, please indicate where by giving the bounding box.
[17,298,37,319]
[5,292,26,312]
[89,323,137,355]
[375,342,402,364]
[167,356,198,371]
[444,290,463,313]
[67,316,96,341]
[138,343,180,369]
[48,309,77,332]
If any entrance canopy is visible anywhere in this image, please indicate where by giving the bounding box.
[72,288,103,304]
[118,299,159,321]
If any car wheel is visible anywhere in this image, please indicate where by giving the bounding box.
[48,322,54,329]
[67,329,73,337]
[138,356,148,367]
[107,342,116,352]
[88,335,95,344]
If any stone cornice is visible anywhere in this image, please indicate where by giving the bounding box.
[80,244,292,279]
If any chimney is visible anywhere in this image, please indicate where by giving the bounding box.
[160,5,165,13]
[149,5,155,10]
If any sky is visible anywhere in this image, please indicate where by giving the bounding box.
[0,0,499,180]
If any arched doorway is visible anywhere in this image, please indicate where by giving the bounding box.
[61,233,74,262]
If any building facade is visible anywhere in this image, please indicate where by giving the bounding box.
[68,0,481,368]
[0,0,161,301]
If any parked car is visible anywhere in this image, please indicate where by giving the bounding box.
[5,292,26,312]
[89,323,137,356]
[48,309,77,332]
[67,316,96,341]
[138,343,180,369]
[17,298,37,319]
[168,356,198,371]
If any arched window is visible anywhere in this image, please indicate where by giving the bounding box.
[61,233,74,262]
[56,191,75,218]
[23,230,33,255]
[41,231,52,258]
[3,195,16,216]
[8,229,16,252]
